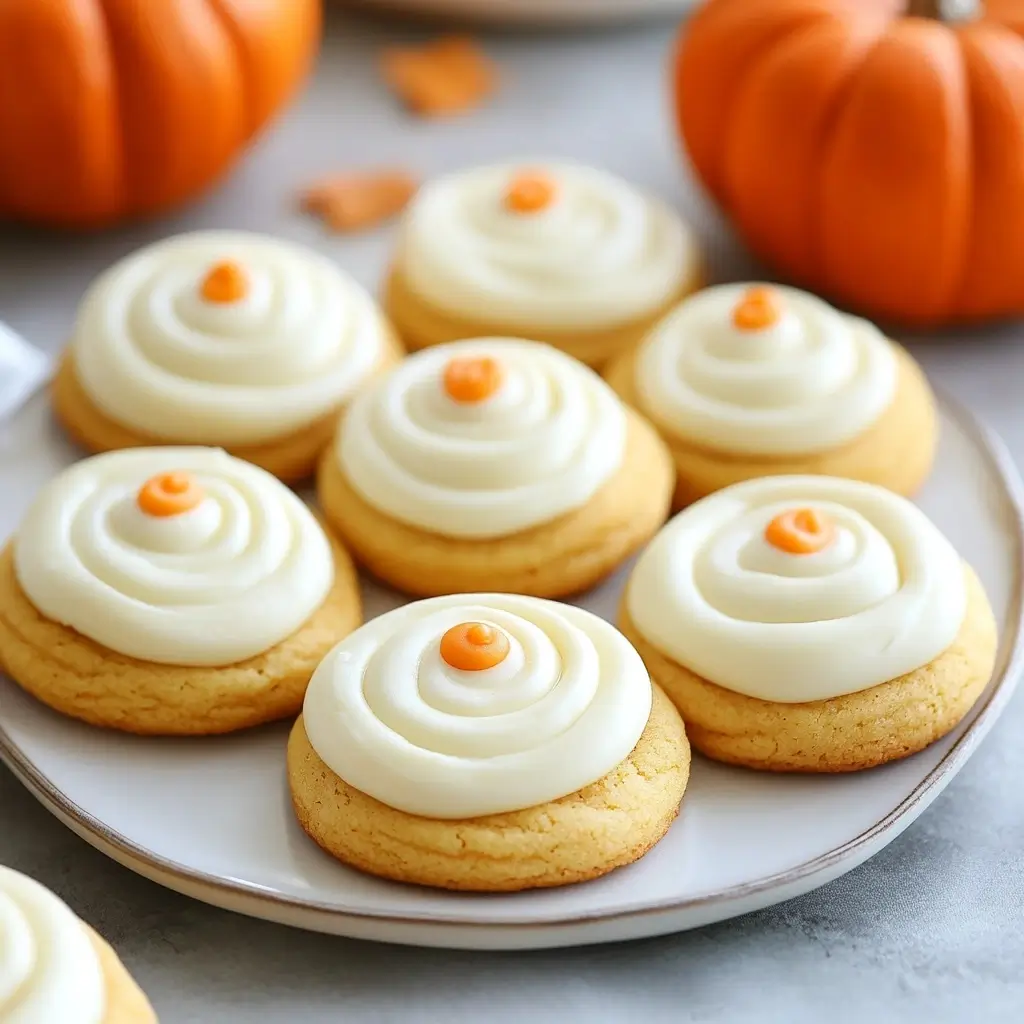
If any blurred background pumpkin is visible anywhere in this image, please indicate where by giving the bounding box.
[674,0,1024,328]
[0,0,321,229]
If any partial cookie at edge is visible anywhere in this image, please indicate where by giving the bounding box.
[86,925,158,1023]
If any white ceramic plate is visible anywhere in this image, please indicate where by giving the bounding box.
[347,0,693,25]
[0,390,1021,950]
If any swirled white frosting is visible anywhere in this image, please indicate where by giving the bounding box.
[627,476,966,702]
[0,866,105,1023]
[338,338,627,539]
[14,447,334,666]
[633,284,898,456]
[71,230,386,445]
[396,162,695,330]
[303,594,652,818]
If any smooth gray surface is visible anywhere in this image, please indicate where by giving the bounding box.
[1,10,1023,1023]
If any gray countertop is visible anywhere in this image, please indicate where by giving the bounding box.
[2,9,1023,1022]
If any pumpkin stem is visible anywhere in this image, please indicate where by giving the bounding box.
[906,0,982,21]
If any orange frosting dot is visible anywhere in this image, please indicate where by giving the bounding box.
[443,356,504,403]
[504,171,557,214]
[765,507,835,555]
[732,285,783,331]
[137,472,205,518]
[200,260,248,304]
[440,622,511,672]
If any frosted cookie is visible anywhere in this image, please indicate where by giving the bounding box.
[0,865,157,1022]
[384,162,702,367]
[316,338,674,597]
[604,284,937,508]
[0,448,361,735]
[53,231,403,482]
[288,594,690,891]
[620,476,997,773]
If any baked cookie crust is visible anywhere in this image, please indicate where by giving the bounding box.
[0,535,362,736]
[604,341,937,508]
[316,409,675,598]
[620,564,997,773]
[384,264,703,368]
[287,685,690,891]
[52,328,405,484]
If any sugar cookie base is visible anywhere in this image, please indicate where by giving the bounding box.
[383,264,703,368]
[86,924,158,1023]
[604,341,937,508]
[620,565,997,773]
[287,686,690,892]
[316,409,674,598]
[51,328,404,484]
[0,537,362,736]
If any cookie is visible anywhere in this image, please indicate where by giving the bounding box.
[621,476,998,772]
[87,926,159,1023]
[316,338,674,597]
[53,230,404,483]
[0,448,361,735]
[604,283,937,507]
[288,595,690,891]
[0,865,158,1022]
[384,161,703,367]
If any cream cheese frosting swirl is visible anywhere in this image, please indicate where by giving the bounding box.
[396,162,695,330]
[0,866,105,1023]
[71,230,385,445]
[627,476,966,703]
[14,447,334,666]
[634,284,898,456]
[303,594,652,819]
[338,338,627,539]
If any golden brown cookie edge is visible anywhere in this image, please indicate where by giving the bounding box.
[0,533,362,736]
[620,563,998,773]
[52,326,404,484]
[604,340,938,508]
[287,686,691,892]
[315,408,675,598]
[383,263,704,368]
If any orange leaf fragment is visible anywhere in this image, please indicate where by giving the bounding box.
[380,36,497,118]
[300,170,419,233]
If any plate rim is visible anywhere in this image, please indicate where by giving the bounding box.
[2,388,1022,935]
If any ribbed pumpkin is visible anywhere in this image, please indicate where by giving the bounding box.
[0,0,321,228]
[674,0,1024,326]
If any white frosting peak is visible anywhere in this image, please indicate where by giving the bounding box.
[303,594,652,818]
[72,230,385,445]
[627,477,966,703]
[14,448,334,666]
[0,867,105,1023]
[634,284,898,456]
[397,162,695,330]
[337,338,627,539]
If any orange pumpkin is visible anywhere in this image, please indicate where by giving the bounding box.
[0,0,321,228]
[674,0,1024,326]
